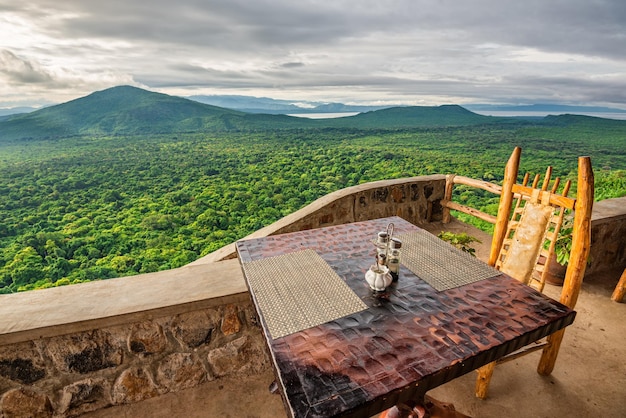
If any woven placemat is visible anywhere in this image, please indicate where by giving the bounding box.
[397,230,500,291]
[241,249,367,339]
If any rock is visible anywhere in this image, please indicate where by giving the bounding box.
[112,367,159,404]
[241,303,259,327]
[207,335,268,377]
[58,378,111,417]
[44,330,122,374]
[0,341,46,384]
[128,321,167,355]
[171,310,219,348]
[221,304,241,336]
[156,353,207,392]
[0,387,53,418]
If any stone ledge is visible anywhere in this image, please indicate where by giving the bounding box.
[0,259,248,346]
[591,196,626,224]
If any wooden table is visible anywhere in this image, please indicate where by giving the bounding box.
[236,217,576,418]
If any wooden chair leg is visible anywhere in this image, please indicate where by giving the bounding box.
[475,362,496,399]
[611,268,626,303]
[537,329,565,375]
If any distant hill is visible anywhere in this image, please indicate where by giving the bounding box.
[187,94,388,114]
[0,106,38,117]
[4,85,624,141]
[324,105,502,128]
[465,103,626,114]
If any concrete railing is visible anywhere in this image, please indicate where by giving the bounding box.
[1,176,623,417]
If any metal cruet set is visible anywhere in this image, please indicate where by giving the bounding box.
[365,222,402,293]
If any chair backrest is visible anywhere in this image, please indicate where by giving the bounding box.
[442,147,594,309]
[491,149,574,292]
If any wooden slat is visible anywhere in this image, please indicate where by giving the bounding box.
[450,175,503,194]
[496,341,549,365]
[440,200,497,224]
[512,184,576,210]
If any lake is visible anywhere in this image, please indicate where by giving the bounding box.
[287,112,360,119]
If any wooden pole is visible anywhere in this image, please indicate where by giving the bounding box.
[488,147,521,267]
[611,269,626,302]
[537,156,594,375]
[442,174,456,224]
[475,362,496,399]
[559,156,594,309]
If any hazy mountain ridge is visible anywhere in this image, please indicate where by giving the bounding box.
[187,94,389,114]
[0,106,39,117]
[1,86,624,141]
[465,103,626,113]
[190,95,626,115]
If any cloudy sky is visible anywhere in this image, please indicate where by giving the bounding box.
[1,0,625,109]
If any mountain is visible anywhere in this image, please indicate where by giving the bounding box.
[0,86,515,140]
[0,86,248,140]
[187,94,388,114]
[324,105,503,128]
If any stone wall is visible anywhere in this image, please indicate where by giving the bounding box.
[587,196,626,275]
[0,302,269,417]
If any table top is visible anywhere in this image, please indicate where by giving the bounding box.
[236,217,576,418]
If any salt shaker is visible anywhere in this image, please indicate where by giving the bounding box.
[387,238,402,282]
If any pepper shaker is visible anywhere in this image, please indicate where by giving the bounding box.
[375,231,390,260]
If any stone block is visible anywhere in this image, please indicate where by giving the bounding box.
[156,353,207,392]
[112,367,159,404]
[0,341,46,384]
[128,321,167,355]
[0,387,53,418]
[58,378,111,417]
[44,330,122,374]
[241,303,259,327]
[206,335,268,378]
[221,304,242,336]
[390,185,407,203]
[171,310,219,348]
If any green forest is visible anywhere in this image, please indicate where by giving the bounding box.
[1,120,625,293]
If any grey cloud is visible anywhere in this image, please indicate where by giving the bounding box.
[280,62,305,69]
[2,0,626,108]
[26,1,625,57]
[0,49,53,84]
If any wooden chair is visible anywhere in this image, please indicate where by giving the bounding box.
[441,146,594,399]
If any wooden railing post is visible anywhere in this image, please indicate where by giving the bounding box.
[442,174,456,223]
[488,147,521,267]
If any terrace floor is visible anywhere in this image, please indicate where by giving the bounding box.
[84,220,626,418]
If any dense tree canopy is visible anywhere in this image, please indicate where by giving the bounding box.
[1,122,625,293]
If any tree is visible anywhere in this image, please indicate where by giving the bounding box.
[7,247,45,288]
